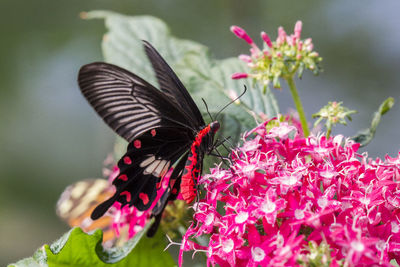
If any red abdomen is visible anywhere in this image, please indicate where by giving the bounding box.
[180,125,212,203]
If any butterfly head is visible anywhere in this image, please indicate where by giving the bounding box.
[210,121,220,133]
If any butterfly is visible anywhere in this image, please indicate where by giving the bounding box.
[56,178,130,247]
[78,41,220,236]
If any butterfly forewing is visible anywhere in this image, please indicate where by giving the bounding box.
[78,62,197,142]
[142,41,205,129]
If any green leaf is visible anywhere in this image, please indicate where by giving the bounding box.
[351,97,395,147]
[84,10,279,144]
[9,223,175,267]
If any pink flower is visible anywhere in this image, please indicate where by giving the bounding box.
[229,22,322,86]
[178,120,400,266]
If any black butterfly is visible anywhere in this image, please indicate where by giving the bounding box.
[78,41,220,236]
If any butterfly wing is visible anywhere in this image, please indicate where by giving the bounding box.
[56,179,120,246]
[142,41,205,129]
[91,127,192,220]
[78,42,208,224]
[146,152,188,237]
[78,62,198,142]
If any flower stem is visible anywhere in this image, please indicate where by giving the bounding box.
[326,127,331,139]
[286,76,310,137]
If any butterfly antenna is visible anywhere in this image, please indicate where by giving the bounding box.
[215,85,247,121]
[202,98,214,121]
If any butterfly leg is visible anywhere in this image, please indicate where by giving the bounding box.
[209,148,232,169]
[212,136,232,150]
[208,152,230,161]
[193,158,203,214]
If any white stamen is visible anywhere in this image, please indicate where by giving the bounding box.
[251,247,265,262]
[235,211,249,224]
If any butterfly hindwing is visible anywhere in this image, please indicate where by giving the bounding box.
[150,152,188,217]
[147,153,188,237]
[91,127,192,220]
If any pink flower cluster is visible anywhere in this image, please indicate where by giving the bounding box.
[179,120,400,266]
[230,22,322,88]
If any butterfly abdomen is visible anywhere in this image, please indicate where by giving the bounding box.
[180,125,213,203]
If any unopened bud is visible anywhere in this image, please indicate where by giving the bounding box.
[231,72,249,79]
[230,25,254,45]
[294,21,303,39]
[277,27,287,45]
[239,54,252,63]
[261,32,273,48]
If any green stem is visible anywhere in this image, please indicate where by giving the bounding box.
[286,76,310,137]
[326,127,331,139]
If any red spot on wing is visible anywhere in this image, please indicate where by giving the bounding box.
[134,139,141,149]
[139,193,149,205]
[172,188,178,195]
[123,156,132,165]
[151,129,156,137]
[120,191,131,202]
[118,174,128,181]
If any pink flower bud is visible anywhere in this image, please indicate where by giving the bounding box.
[239,54,252,63]
[278,27,287,38]
[291,35,297,45]
[294,21,302,39]
[230,25,254,45]
[277,27,287,45]
[287,36,293,46]
[261,32,272,48]
[231,72,249,80]
[250,47,260,58]
[297,41,303,51]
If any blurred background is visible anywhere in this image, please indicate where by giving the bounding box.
[1,0,399,264]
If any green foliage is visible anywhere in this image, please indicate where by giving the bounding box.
[351,97,395,147]
[9,224,175,267]
[85,10,279,146]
